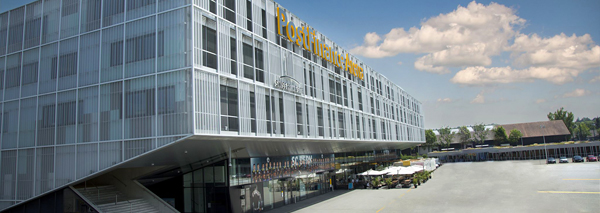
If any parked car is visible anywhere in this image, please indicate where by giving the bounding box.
[547,157,556,164]
[587,155,598,162]
[559,157,569,163]
[572,155,584,163]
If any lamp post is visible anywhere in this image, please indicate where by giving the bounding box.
[541,125,548,164]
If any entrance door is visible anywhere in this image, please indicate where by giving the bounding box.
[182,160,230,213]
[206,187,229,213]
[283,181,289,205]
[206,161,229,213]
[285,180,292,204]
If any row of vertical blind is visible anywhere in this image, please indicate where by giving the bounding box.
[0,1,195,205]
[191,5,424,140]
[0,0,425,208]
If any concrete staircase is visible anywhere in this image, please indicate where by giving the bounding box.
[75,185,159,213]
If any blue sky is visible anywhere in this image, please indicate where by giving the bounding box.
[2,0,599,129]
[277,0,600,129]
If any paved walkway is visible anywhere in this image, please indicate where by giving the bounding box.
[269,160,600,213]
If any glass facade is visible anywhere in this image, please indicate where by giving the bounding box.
[0,1,194,209]
[223,151,397,212]
[0,0,424,210]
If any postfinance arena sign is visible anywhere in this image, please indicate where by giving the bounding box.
[277,7,364,80]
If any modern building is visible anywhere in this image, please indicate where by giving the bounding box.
[0,0,424,212]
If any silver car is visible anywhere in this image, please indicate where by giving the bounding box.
[559,156,568,163]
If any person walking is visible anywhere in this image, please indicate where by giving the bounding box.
[329,178,334,191]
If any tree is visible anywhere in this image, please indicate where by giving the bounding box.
[574,123,591,140]
[493,126,508,145]
[424,129,437,152]
[458,126,472,149]
[508,129,523,146]
[437,127,455,148]
[472,123,488,144]
[547,107,574,139]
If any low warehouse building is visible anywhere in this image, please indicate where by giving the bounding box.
[427,120,571,152]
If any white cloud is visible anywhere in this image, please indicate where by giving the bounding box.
[535,99,546,104]
[452,34,599,85]
[350,1,600,85]
[510,33,600,70]
[414,43,493,74]
[363,32,382,46]
[414,58,450,74]
[562,89,591,98]
[351,1,524,72]
[470,92,485,104]
[437,98,453,103]
[450,66,580,86]
[590,75,600,83]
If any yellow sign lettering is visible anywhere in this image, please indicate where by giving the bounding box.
[276,7,364,80]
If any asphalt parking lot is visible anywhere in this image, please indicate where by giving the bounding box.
[272,160,600,213]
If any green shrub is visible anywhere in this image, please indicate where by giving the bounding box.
[371,177,381,188]
[401,155,417,160]
[384,178,393,187]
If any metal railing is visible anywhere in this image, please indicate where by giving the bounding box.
[115,193,133,213]
[68,185,103,213]
[133,180,179,213]
[110,175,134,212]
[84,181,100,202]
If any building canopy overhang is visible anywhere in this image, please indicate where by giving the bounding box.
[120,135,422,170]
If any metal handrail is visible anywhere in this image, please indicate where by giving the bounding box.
[115,191,133,213]
[85,181,100,202]
[68,185,103,213]
[110,176,134,212]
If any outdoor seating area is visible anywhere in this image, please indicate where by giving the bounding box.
[339,158,440,189]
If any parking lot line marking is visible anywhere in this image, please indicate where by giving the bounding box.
[398,188,412,199]
[376,206,385,213]
[562,179,600,180]
[538,191,600,194]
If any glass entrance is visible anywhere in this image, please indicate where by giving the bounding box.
[183,160,230,213]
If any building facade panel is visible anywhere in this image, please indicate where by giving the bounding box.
[0,0,424,209]
[0,2,200,207]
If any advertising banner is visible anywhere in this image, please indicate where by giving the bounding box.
[250,154,334,183]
